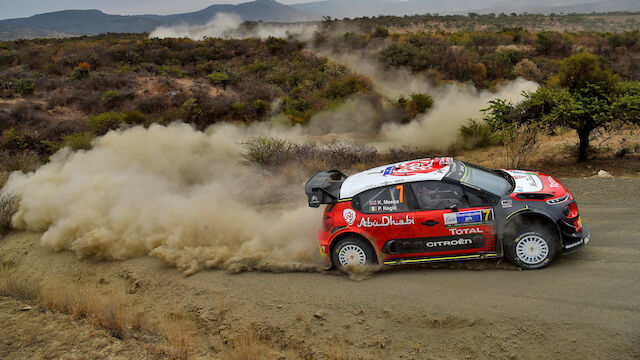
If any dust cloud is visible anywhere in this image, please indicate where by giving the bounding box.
[318,51,539,150]
[3,123,323,274]
[149,12,318,41]
[2,22,540,275]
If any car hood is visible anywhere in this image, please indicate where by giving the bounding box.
[503,169,568,199]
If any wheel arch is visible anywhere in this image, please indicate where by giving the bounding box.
[329,232,380,265]
[503,210,562,249]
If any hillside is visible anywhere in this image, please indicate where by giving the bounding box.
[292,0,640,18]
[0,0,318,41]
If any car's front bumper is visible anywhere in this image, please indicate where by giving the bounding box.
[561,226,590,254]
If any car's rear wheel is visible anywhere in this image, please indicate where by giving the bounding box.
[331,237,377,270]
[504,225,558,270]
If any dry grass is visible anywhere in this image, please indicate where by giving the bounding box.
[161,315,197,360]
[0,273,40,299]
[0,272,144,340]
[0,191,19,236]
[38,283,144,339]
[224,329,264,360]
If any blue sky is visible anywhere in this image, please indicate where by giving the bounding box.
[0,0,321,20]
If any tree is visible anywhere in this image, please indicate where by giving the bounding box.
[483,52,640,162]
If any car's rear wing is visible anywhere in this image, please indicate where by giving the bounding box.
[305,170,348,208]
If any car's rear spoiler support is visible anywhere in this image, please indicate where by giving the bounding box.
[305,170,348,208]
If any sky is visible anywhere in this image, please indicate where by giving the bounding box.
[0,0,323,20]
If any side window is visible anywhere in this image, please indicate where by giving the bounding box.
[411,181,487,211]
[357,185,410,213]
[463,189,490,208]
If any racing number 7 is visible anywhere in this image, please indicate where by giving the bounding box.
[482,209,492,222]
[396,185,404,203]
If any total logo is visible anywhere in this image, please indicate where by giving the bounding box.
[448,227,483,235]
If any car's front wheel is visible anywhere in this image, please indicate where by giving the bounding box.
[331,237,377,270]
[505,226,558,270]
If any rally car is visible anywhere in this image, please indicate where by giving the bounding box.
[305,157,589,270]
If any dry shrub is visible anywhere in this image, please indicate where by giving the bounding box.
[0,191,19,235]
[35,282,144,340]
[0,273,40,299]
[503,124,541,169]
[161,315,196,360]
[327,343,364,360]
[225,329,264,360]
[132,95,169,114]
[242,136,379,170]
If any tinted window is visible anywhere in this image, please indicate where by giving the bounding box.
[411,181,487,210]
[357,185,410,213]
[461,162,512,196]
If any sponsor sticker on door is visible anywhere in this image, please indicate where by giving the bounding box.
[443,209,493,226]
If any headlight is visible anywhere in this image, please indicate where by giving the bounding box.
[546,193,569,205]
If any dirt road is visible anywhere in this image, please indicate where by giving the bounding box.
[1,177,639,359]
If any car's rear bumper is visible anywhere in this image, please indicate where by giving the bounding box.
[317,230,332,265]
[561,226,590,254]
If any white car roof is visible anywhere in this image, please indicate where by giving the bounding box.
[340,157,453,198]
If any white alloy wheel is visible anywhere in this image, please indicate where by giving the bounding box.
[338,244,367,266]
[515,234,550,265]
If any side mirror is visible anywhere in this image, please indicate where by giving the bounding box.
[449,204,459,212]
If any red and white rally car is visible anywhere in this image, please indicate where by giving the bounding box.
[305,157,589,270]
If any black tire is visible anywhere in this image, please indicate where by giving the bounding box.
[504,225,558,270]
[331,236,377,270]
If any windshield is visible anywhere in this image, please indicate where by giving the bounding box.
[456,162,513,196]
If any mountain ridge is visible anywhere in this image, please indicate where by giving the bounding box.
[1,0,638,41]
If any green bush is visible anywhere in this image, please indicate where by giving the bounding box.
[0,152,41,173]
[62,132,95,151]
[207,72,229,85]
[180,98,202,122]
[101,90,120,101]
[253,99,269,117]
[70,67,89,79]
[14,79,35,95]
[231,102,248,115]
[88,112,124,135]
[459,118,503,149]
[409,93,434,113]
[242,136,294,168]
[324,77,369,100]
[372,26,390,38]
[122,110,146,125]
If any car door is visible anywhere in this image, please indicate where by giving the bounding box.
[351,184,415,252]
[400,181,497,257]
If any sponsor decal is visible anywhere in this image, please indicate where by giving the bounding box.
[358,214,415,228]
[424,238,472,247]
[386,233,486,254]
[386,159,444,177]
[509,172,544,192]
[501,199,512,208]
[443,209,493,226]
[548,177,560,188]
[343,209,356,226]
[448,227,483,235]
[564,239,584,249]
